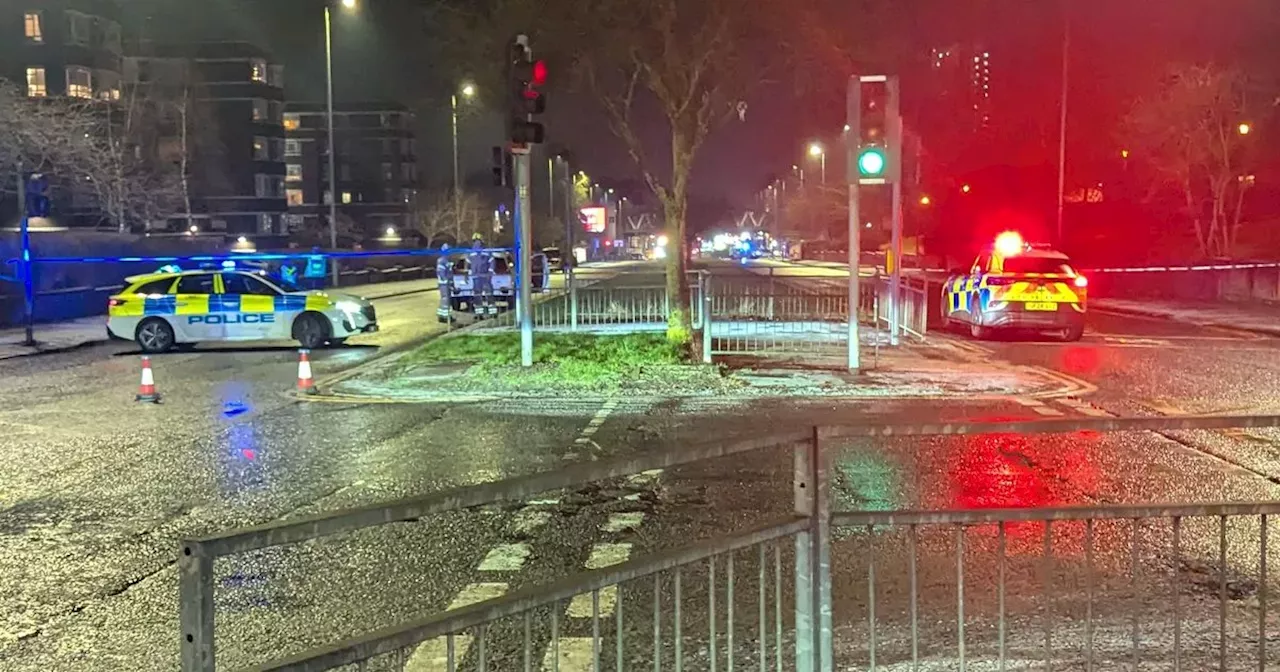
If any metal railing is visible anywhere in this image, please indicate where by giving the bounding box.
[868,274,930,340]
[180,413,1280,672]
[474,270,707,332]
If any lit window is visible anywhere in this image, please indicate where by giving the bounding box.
[66,66,92,98]
[341,191,352,204]
[286,164,303,181]
[252,99,267,121]
[286,188,304,206]
[25,67,46,97]
[253,137,268,160]
[284,213,304,229]
[259,213,274,233]
[250,58,267,83]
[283,114,300,131]
[24,11,42,42]
[285,139,301,156]
[96,71,121,101]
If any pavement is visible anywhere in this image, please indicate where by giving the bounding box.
[3,260,1280,669]
[1094,297,1280,337]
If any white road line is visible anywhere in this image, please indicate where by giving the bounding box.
[1059,399,1113,417]
[567,586,618,618]
[1013,397,1045,407]
[541,636,595,672]
[1032,405,1065,416]
[625,469,663,485]
[601,512,645,533]
[509,509,552,536]
[528,498,561,506]
[404,635,475,672]
[448,582,509,610]
[585,543,632,569]
[406,583,508,672]
[476,544,531,571]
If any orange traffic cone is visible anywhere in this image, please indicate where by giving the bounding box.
[296,349,316,394]
[135,356,161,403]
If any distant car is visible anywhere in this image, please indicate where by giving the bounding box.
[627,251,647,261]
[942,232,1087,341]
[107,269,377,353]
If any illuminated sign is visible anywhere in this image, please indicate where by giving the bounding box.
[580,206,607,234]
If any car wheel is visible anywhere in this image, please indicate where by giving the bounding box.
[293,312,331,349]
[1059,323,1085,342]
[135,318,176,353]
[969,304,991,340]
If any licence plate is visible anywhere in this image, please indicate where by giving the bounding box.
[1025,301,1057,311]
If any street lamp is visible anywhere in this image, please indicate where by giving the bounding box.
[919,195,931,206]
[452,82,476,242]
[1239,122,1252,135]
[808,142,825,184]
[324,0,358,284]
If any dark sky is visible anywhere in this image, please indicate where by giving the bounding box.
[123,0,1280,222]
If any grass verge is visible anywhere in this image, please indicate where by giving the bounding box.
[392,331,740,395]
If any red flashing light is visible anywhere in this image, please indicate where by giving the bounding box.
[1074,275,1088,288]
[531,60,548,87]
[994,231,1024,257]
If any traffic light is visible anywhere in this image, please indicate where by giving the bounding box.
[847,75,901,184]
[491,146,512,186]
[507,39,547,146]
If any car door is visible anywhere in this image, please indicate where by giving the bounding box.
[218,272,282,340]
[172,273,219,341]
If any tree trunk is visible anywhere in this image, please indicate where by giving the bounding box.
[664,127,694,350]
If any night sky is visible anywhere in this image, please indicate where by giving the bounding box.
[123,0,1280,225]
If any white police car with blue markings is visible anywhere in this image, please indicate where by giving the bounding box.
[107,269,378,353]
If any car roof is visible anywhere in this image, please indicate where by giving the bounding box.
[123,269,213,284]
[1009,249,1070,261]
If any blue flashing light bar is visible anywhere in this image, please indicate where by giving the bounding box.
[6,247,515,266]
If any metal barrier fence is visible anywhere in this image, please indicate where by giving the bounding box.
[474,271,707,332]
[179,413,1280,672]
[868,274,931,340]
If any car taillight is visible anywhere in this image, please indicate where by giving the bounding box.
[1073,276,1088,288]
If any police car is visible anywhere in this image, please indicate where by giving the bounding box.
[942,232,1087,341]
[107,269,378,353]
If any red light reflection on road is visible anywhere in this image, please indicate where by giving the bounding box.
[931,429,1102,557]
[1058,345,1102,377]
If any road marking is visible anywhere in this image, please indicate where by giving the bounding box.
[509,509,552,536]
[601,512,645,533]
[563,400,618,460]
[568,586,619,618]
[1058,398,1113,417]
[1032,405,1065,416]
[541,637,595,672]
[476,544,531,571]
[528,498,561,506]
[404,635,475,672]
[584,543,632,569]
[407,583,508,671]
[626,469,663,486]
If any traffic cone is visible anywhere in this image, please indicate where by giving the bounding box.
[296,349,316,394]
[135,356,161,403]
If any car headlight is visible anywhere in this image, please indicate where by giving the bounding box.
[335,300,363,314]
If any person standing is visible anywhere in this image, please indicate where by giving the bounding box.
[467,234,494,318]
[435,243,452,323]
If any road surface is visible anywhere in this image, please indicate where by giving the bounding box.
[1,261,1279,670]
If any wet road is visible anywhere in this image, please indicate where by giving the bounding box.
[3,272,1280,669]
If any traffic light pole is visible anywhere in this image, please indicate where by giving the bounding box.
[513,146,534,367]
[845,77,861,372]
[17,167,35,346]
[889,180,902,346]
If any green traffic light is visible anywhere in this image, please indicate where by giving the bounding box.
[858,148,886,176]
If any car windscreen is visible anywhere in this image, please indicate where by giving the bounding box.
[1002,257,1074,275]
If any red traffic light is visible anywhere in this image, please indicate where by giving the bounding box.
[531,60,548,87]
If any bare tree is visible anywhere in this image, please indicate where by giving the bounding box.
[0,82,100,202]
[1125,65,1266,258]
[416,189,492,245]
[435,0,792,346]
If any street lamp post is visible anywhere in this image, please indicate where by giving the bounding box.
[323,3,339,284]
[808,142,826,184]
[451,83,475,243]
